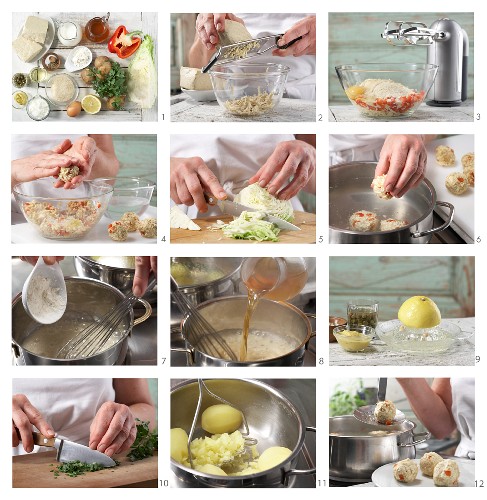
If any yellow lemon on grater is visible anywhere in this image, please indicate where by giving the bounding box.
[398,296,441,329]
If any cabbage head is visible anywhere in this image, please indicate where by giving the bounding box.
[234,184,294,222]
[127,35,157,109]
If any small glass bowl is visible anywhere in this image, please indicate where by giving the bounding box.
[45,73,79,106]
[12,91,29,109]
[333,324,375,352]
[94,177,156,221]
[26,95,51,121]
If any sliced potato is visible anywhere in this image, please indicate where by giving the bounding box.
[201,404,243,434]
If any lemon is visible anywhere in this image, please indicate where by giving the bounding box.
[398,296,441,329]
[81,95,101,114]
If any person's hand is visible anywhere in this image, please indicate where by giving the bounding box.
[12,394,55,452]
[53,136,98,189]
[248,140,316,200]
[89,402,137,457]
[133,256,157,297]
[170,157,226,213]
[11,139,82,188]
[20,256,65,266]
[375,135,427,198]
[272,16,316,57]
[195,13,245,50]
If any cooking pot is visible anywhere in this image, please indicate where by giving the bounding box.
[329,162,454,243]
[172,257,242,306]
[173,296,315,366]
[171,379,316,487]
[329,415,430,481]
[74,256,157,303]
[12,277,151,365]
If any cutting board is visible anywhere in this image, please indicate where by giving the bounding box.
[13,450,158,488]
[170,211,316,244]
[426,136,474,241]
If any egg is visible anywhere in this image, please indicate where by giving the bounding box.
[67,101,82,117]
[201,404,243,434]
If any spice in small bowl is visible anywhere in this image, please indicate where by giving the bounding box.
[42,52,61,71]
[12,73,28,88]
[333,324,375,352]
[12,91,29,109]
[26,95,50,121]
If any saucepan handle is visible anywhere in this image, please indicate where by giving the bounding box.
[283,426,316,486]
[305,313,317,339]
[411,201,454,238]
[133,298,152,326]
[398,430,431,447]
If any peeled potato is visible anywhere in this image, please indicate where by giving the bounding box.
[170,428,189,463]
[201,404,243,434]
[195,464,228,476]
[257,446,292,471]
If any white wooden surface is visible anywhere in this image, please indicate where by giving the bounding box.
[12,12,157,122]
[328,100,474,122]
[170,94,316,122]
[329,318,475,366]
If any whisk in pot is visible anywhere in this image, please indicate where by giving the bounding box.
[171,277,237,361]
[188,379,258,468]
[57,278,156,359]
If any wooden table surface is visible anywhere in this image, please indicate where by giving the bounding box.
[328,100,474,122]
[171,94,316,122]
[171,211,316,244]
[12,12,157,122]
[13,450,158,488]
[329,318,475,366]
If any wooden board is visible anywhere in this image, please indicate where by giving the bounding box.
[171,211,316,244]
[13,450,157,488]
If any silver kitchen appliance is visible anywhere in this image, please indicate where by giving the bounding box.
[381,19,469,106]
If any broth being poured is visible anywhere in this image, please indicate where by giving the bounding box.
[239,258,308,361]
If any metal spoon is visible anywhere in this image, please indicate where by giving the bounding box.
[354,378,406,426]
[22,258,67,324]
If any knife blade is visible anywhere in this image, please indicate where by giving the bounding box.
[205,194,300,231]
[32,432,116,467]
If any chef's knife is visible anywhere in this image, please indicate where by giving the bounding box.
[32,432,116,467]
[204,193,300,231]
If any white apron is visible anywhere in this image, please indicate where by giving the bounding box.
[329,134,387,165]
[451,378,475,459]
[171,134,304,218]
[237,13,316,100]
[11,134,85,160]
[12,378,115,455]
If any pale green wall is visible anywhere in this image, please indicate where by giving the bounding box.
[329,12,474,103]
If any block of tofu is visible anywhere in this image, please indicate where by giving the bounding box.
[180,67,213,90]
[12,36,43,62]
[22,16,49,44]
[219,19,252,45]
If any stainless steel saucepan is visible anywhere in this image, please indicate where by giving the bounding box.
[329,162,454,244]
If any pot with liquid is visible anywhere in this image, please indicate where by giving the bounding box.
[177,296,315,366]
[12,277,151,365]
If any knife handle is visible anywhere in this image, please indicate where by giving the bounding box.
[32,431,55,447]
[204,192,217,206]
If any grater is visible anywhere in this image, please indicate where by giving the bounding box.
[381,18,469,106]
[202,34,301,73]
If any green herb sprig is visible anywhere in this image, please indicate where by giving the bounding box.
[91,62,127,99]
[127,419,158,462]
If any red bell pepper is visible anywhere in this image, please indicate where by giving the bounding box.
[108,26,143,59]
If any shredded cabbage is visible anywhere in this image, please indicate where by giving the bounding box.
[127,35,157,109]
[235,184,294,222]
[217,211,280,242]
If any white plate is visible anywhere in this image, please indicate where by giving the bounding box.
[372,458,475,487]
[181,88,216,102]
[15,16,56,63]
[64,46,93,72]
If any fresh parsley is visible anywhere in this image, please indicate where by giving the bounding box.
[127,419,158,462]
[91,62,127,99]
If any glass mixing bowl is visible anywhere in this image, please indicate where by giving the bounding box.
[376,319,472,354]
[94,177,155,220]
[13,178,113,240]
[335,63,438,118]
[210,63,290,116]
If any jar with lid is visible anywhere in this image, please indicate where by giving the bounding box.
[347,299,379,328]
